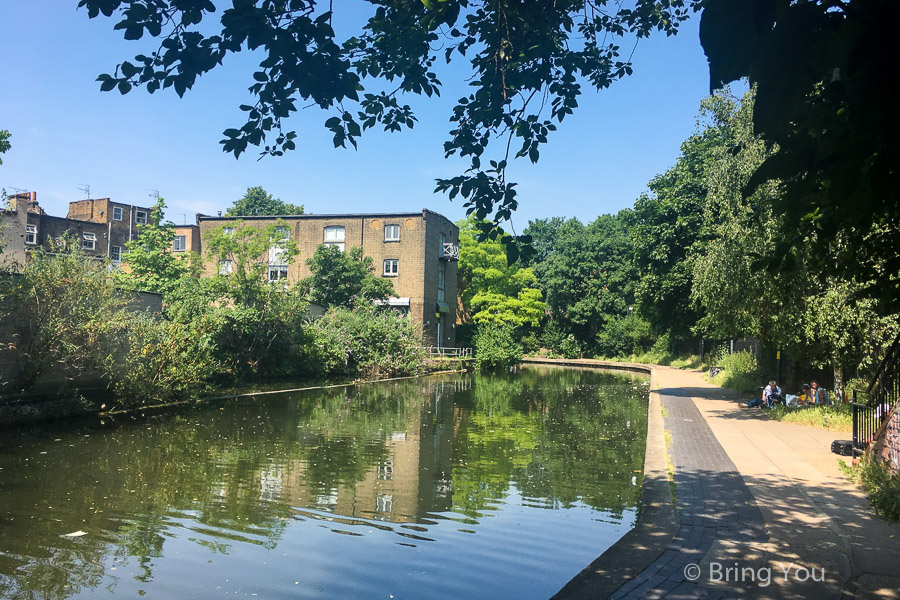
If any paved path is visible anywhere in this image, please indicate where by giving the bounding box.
[543,360,900,600]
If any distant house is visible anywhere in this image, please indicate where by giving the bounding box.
[189,210,460,348]
[1,192,151,266]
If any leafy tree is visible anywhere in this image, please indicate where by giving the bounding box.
[700,0,900,308]
[0,129,10,165]
[115,197,196,295]
[534,213,638,354]
[79,0,699,250]
[204,220,307,376]
[204,219,299,305]
[520,217,564,268]
[225,186,304,217]
[457,217,545,327]
[629,94,734,339]
[301,244,394,309]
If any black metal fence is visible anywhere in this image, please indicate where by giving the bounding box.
[852,334,900,451]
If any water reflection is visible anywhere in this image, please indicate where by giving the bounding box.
[0,365,648,599]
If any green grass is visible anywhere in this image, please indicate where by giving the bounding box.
[768,402,852,432]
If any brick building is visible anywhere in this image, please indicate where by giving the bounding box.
[1,192,152,266]
[192,210,460,347]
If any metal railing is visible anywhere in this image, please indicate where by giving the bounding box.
[440,243,459,261]
[425,347,472,359]
[853,333,900,451]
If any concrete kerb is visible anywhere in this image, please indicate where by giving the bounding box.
[518,359,681,600]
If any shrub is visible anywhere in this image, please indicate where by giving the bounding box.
[708,349,761,394]
[104,314,217,406]
[308,303,426,378]
[541,321,582,358]
[843,455,900,522]
[474,322,522,370]
[596,314,653,357]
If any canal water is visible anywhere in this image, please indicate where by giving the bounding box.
[0,365,648,599]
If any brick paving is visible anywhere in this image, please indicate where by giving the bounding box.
[609,386,767,600]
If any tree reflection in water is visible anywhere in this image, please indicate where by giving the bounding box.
[0,365,648,599]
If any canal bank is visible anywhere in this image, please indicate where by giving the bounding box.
[527,359,900,600]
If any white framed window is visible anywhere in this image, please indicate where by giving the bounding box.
[383,259,398,277]
[25,225,37,245]
[438,261,446,302]
[375,494,393,513]
[135,210,148,225]
[218,259,233,275]
[323,225,345,251]
[110,245,122,263]
[112,206,123,221]
[82,232,96,250]
[223,226,234,236]
[173,235,186,252]
[268,265,289,282]
[384,224,400,241]
[274,226,289,240]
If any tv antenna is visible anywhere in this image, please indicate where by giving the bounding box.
[77,184,91,198]
[147,189,160,199]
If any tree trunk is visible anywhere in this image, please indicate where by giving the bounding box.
[833,363,844,403]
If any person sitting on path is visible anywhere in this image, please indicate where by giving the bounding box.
[740,380,783,408]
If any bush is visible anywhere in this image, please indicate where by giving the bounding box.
[308,303,426,378]
[596,314,654,357]
[104,314,217,406]
[541,321,582,358]
[708,349,761,394]
[843,455,900,522]
[474,323,522,370]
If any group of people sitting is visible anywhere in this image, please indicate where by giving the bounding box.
[739,380,830,409]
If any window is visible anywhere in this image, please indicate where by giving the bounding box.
[438,261,446,302]
[384,224,400,241]
[268,265,289,282]
[82,232,96,250]
[135,210,148,225]
[383,259,398,277]
[25,225,37,245]
[223,227,234,236]
[110,245,122,263]
[218,260,233,275]
[376,494,393,513]
[274,226,289,240]
[323,225,345,251]
[173,235,186,252]
[112,206,123,221]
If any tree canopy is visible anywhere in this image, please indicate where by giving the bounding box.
[0,130,10,165]
[301,244,394,309]
[225,185,304,217]
[78,0,699,253]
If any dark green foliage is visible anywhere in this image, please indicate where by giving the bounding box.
[700,0,900,309]
[302,245,394,309]
[474,322,522,370]
[225,186,304,217]
[534,213,637,356]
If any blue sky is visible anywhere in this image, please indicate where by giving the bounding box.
[1,3,713,229]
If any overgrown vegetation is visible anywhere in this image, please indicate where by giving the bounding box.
[841,455,900,523]
[473,323,522,371]
[706,350,761,395]
[0,199,428,409]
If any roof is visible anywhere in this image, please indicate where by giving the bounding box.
[197,208,456,227]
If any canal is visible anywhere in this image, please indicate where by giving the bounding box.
[0,364,648,599]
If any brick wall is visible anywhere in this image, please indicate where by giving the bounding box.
[875,403,900,474]
[196,211,460,347]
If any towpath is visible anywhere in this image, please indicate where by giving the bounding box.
[531,359,900,599]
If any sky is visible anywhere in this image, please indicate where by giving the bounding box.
[1,3,714,230]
